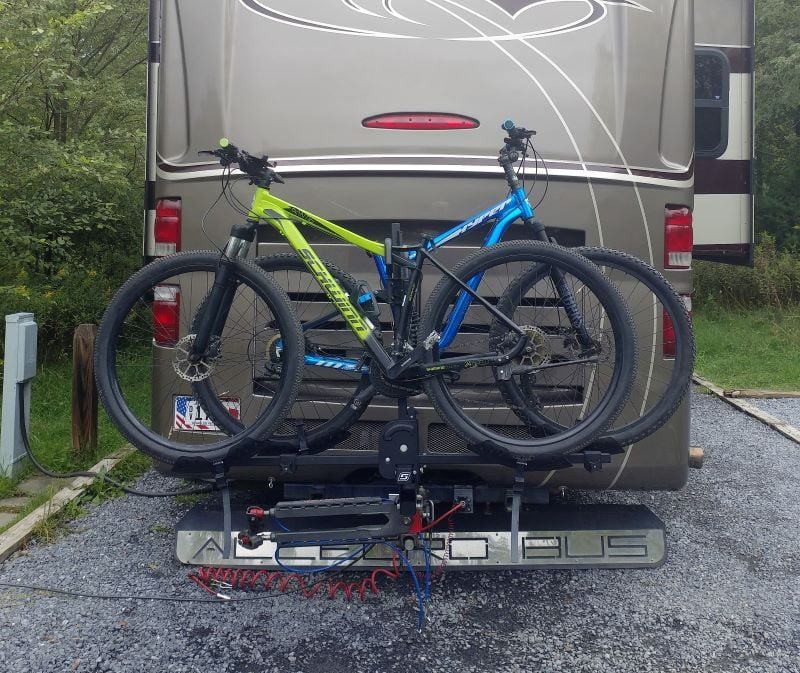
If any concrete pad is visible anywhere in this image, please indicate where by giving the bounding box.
[15,475,64,497]
[0,512,18,528]
[0,496,30,511]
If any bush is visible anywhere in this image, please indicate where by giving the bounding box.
[0,267,123,359]
[694,234,800,310]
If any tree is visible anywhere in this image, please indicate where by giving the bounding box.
[754,0,800,248]
[0,0,147,354]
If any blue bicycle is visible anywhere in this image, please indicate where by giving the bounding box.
[172,121,693,466]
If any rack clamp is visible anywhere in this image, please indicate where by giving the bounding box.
[509,461,527,564]
[211,460,233,559]
[567,438,624,472]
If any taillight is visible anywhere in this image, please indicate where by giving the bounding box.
[154,198,182,256]
[663,294,692,358]
[362,113,479,130]
[664,206,692,269]
[153,284,180,346]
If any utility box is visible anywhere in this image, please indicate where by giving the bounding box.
[1,313,37,476]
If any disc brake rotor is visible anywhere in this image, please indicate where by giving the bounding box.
[172,334,220,382]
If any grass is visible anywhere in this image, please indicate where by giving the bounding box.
[693,306,800,391]
[0,358,150,500]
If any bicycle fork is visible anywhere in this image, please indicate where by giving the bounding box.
[524,218,593,348]
[189,222,257,360]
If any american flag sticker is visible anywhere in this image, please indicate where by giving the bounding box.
[173,396,240,432]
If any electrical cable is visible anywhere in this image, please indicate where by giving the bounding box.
[385,542,426,630]
[16,382,213,498]
[532,145,550,210]
[418,501,465,533]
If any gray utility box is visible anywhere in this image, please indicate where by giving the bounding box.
[1,313,37,476]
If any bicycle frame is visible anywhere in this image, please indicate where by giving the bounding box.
[247,185,536,375]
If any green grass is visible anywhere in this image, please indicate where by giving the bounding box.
[694,306,800,390]
[0,358,150,499]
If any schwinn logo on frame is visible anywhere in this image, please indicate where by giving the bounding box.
[239,0,651,41]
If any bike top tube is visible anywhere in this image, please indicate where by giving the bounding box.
[249,179,538,354]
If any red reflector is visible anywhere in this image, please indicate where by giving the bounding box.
[663,294,692,358]
[153,284,180,346]
[664,205,693,269]
[362,113,479,130]
[155,198,182,256]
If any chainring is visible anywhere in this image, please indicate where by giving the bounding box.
[368,359,423,398]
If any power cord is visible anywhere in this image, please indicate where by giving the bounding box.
[16,382,213,498]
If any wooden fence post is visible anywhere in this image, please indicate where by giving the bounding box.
[71,324,98,458]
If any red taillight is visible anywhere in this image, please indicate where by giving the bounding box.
[154,198,182,256]
[153,284,180,346]
[362,113,479,130]
[663,294,692,358]
[664,206,693,269]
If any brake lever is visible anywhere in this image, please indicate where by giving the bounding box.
[271,171,285,184]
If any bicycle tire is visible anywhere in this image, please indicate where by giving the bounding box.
[94,252,304,473]
[192,253,375,453]
[421,241,637,462]
[564,247,694,445]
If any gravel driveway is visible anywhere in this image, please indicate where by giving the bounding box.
[743,397,800,428]
[1,389,798,673]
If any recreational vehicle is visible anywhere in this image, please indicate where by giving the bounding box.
[143,0,754,491]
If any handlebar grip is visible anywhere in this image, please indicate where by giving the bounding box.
[501,119,515,131]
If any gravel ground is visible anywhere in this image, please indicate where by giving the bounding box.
[1,389,799,673]
[744,397,800,428]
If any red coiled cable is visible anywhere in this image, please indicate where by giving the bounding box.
[188,553,402,601]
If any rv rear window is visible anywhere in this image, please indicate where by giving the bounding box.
[695,50,730,158]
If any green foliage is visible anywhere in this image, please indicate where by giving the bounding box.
[694,234,800,310]
[0,0,146,355]
[755,0,800,247]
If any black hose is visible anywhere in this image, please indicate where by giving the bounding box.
[16,382,214,498]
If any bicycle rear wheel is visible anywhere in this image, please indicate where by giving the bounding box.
[192,253,375,453]
[496,247,694,446]
[94,252,303,473]
[421,241,637,462]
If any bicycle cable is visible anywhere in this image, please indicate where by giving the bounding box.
[198,166,232,254]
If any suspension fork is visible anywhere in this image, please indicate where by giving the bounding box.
[190,221,257,358]
[524,217,593,347]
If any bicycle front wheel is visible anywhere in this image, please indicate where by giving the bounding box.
[421,241,637,462]
[94,252,304,473]
[192,253,376,453]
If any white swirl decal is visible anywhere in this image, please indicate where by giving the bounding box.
[239,0,651,40]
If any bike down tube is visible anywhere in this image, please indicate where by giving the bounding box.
[437,205,523,349]
[251,188,395,372]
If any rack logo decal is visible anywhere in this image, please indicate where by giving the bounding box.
[239,0,651,41]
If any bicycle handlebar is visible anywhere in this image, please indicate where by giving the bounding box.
[199,139,284,186]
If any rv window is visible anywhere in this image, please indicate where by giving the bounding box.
[695,51,730,158]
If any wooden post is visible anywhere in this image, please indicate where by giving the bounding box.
[71,324,98,458]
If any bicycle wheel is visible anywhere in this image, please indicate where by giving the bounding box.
[421,241,637,462]
[94,251,304,473]
[496,247,694,446]
[193,253,375,453]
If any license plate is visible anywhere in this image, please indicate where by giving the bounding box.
[173,395,240,432]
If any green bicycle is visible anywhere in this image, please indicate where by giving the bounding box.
[95,138,637,474]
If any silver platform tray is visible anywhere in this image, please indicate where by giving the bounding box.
[176,501,666,570]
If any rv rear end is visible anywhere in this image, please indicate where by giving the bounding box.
[146,0,698,490]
